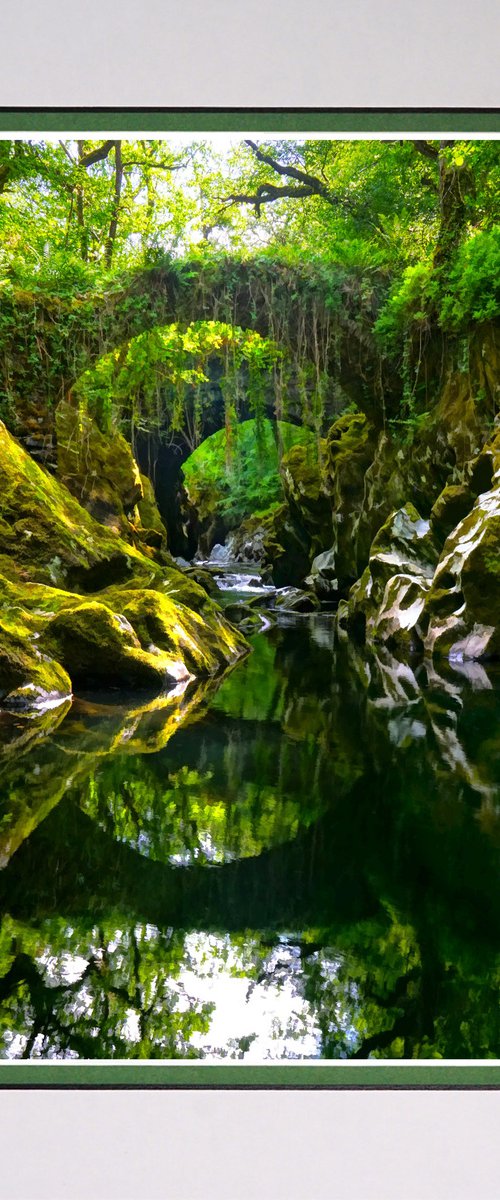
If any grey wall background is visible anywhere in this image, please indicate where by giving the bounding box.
[0,0,500,108]
[1,1089,500,1199]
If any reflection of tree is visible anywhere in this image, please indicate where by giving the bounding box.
[0,680,219,870]
[0,919,217,1059]
[1,624,500,1058]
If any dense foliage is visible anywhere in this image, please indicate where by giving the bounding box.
[182,418,315,526]
[2,136,500,441]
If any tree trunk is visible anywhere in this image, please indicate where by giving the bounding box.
[105,141,123,267]
[76,141,89,261]
[433,142,474,269]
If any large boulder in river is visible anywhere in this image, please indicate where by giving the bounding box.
[44,601,179,691]
[424,431,500,661]
[340,503,440,651]
[228,504,311,587]
[0,570,248,711]
[305,548,339,598]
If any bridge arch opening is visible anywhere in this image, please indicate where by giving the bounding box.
[73,318,325,555]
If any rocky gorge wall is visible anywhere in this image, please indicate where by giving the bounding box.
[228,325,500,663]
[3,312,500,703]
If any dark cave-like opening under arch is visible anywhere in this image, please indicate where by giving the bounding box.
[132,356,307,558]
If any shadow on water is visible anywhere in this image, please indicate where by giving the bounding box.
[1,616,500,1059]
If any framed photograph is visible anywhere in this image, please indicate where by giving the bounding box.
[1,102,500,1195]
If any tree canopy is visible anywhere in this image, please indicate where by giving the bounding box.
[2,136,500,448]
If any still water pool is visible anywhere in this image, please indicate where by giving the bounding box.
[1,613,500,1059]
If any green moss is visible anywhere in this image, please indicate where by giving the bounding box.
[114,589,247,675]
[43,601,174,691]
[461,515,500,621]
[184,567,220,598]
[56,399,143,528]
[0,418,249,710]
[280,440,332,551]
[135,473,168,551]
[0,419,159,590]
[326,412,373,464]
[0,570,248,707]
[0,615,71,711]
[321,413,378,589]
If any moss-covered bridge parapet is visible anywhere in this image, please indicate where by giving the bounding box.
[0,255,391,431]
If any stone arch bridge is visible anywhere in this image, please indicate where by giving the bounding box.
[2,255,390,428]
[1,256,393,551]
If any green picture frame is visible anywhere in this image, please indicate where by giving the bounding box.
[1,106,499,1094]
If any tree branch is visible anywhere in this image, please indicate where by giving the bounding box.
[244,139,331,197]
[79,141,115,169]
[226,182,319,217]
[412,140,440,162]
[224,139,365,219]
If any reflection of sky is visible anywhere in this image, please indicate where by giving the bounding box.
[1,925,360,1060]
[160,931,359,1059]
[162,933,324,1060]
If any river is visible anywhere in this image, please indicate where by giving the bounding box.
[0,574,500,1059]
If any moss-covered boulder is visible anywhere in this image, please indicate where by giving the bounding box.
[133,472,169,553]
[110,586,247,674]
[183,566,220,598]
[0,421,248,710]
[433,368,491,475]
[57,404,173,564]
[281,440,332,551]
[0,418,155,590]
[56,400,143,533]
[0,576,72,710]
[0,570,247,710]
[323,412,378,588]
[223,602,266,632]
[0,620,72,711]
[44,601,186,690]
